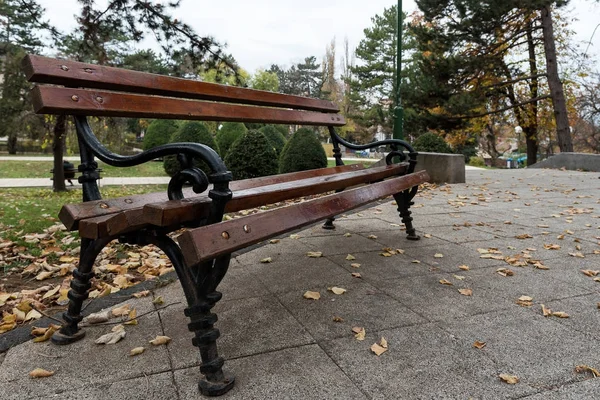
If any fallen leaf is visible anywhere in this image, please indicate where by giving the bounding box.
[544,244,561,250]
[516,234,533,239]
[307,251,323,258]
[111,304,131,317]
[434,253,444,258]
[412,260,421,264]
[25,309,42,322]
[439,279,453,286]
[380,252,392,257]
[260,257,272,263]
[269,239,280,244]
[473,341,486,349]
[581,270,600,277]
[29,368,55,378]
[129,347,145,356]
[149,335,171,346]
[552,311,569,318]
[289,234,300,239]
[42,286,61,300]
[424,234,432,238]
[83,310,111,325]
[35,271,54,281]
[328,287,347,295]
[516,296,533,307]
[343,233,352,237]
[575,365,600,377]
[32,325,60,343]
[370,342,388,356]
[458,288,473,296]
[499,374,519,384]
[541,304,552,317]
[569,252,585,258]
[453,275,465,280]
[303,291,321,300]
[95,329,126,345]
[496,268,514,277]
[353,327,366,341]
[332,316,344,322]
[124,309,138,325]
[379,337,388,348]
[345,254,356,261]
[367,235,378,240]
[152,296,164,305]
[351,272,362,278]
[350,263,361,268]
[459,265,470,271]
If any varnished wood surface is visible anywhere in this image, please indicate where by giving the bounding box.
[23,54,339,112]
[179,170,430,265]
[31,86,346,126]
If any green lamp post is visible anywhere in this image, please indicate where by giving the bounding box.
[393,0,404,140]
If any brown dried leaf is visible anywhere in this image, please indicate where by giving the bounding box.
[351,272,362,279]
[29,368,55,378]
[370,342,388,356]
[367,235,378,240]
[129,347,145,356]
[328,287,347,295]
[332,316,344,323]
[350,263,361,268]
[544,244,561,250]
[379,337,388,348]
[111,304,131,317]
[473,340,486,349]
[541,304,552,317]
[458,288,473,296]
[32,324,59,343]
[516,296,533,307]
[581,270,600,277]
[83,310,111,325]
[459,265,470,271]
[439,279,453,286]
[95,329,126,345]
[496,268,514,277]
[353,327,366,341]
[499,374,519,384]
[132,290,150,298]
[575,365,600,377]
[303,291,321,300]
[569,252,585,258]
[149,335,171,346]
[552,311,569,318]
[307,251,323,258]
[516,234,533,239]
[269,239,280,244]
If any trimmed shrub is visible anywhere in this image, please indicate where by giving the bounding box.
[215,122,247,158]
[143,119,178,151]
[279,128,327,174]
[413,132,453,154]
[163,121,219,177]
[259,125,287,156]
[224,130,278,180]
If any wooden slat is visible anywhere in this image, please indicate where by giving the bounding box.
[31,86,346,126]
[23,54,339,112]
[78,163,406,239]
[61,164,364,231]
[178,170,430,265]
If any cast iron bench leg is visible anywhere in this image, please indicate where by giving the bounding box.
[52,237,111,344]
[394,188,421,241]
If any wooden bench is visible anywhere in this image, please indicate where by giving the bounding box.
[23,54,429,396]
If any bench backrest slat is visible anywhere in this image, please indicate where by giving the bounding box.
[23,54,339,113]
[32,86,346,126]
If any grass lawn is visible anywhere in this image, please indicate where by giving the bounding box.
[0,160,166,179]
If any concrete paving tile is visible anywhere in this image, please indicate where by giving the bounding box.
[540,294,600,340]
[233,237,313,265]
[300,231,385,255]
[459,238,583,263]
[398,242,508,270]
[321,217,394,235]
[437,307,600,390]
[361,229,453,249]
[422,225,500,243]
[276,279,428,341]
[174,345,367,400]
[0,298,170,399]
[321,323,536,400]
[39,371,177,400]
[158,296,314,370]
[521,378,600,399]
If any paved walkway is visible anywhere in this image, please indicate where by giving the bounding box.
[2,168,598,399]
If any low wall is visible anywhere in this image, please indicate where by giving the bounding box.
[372,152,465,184]
[529,153,600,172]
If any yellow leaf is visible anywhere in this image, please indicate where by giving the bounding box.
[575,365,600,377]
[380,252,392,257]
[516,234,533,239]
[303,291,321,300]
[459,265,470,271]
[541,304,552,317]
[42,286,61,300]
[32,325,59,343]
[434,253,444,258]
[25,309,42,322]
[332,316,344,322]
[328,287,347,295]
[307,252,323,258]
[129,347,145,356]
[424,234,432,238]
[132,290,150,298]
[516,296,533,307]
[458,288,473,296]
[552,311,569,318]
[343,233,352,237]
[370,342,388,356]
[113,275,133,289]
[269,239,280,244]
[544,244,561,250]
[56,289,70,306]
[453,275,465,280]
[29,368,54,378]
[149,335,171,346]
[581,270,600,277]
[351,272,362,278]
[569,252,585,258]
[367,235,378,240]
[439,279,453,286]
[12,307,26,322]
[353,326,366,341]
[124,309,138,325]
[289,234,300,239]
[260,257,272,263]
[499,374,519,384]
[152,296,164,305]
[345,254,356,261]
[473,341,486,349]
[412,260,421,264]
[379,337,388,348]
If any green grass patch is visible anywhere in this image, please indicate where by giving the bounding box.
[0,160,166,179]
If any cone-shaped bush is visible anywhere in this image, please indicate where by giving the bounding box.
[163,121,219,177]
[224,130,278,180]
[279,128,327,173]
[143,119,178,150]
[259,125,287,156]
[215,122,247,158]
[413,132,453,154]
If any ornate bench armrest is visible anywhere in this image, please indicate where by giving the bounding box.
[74,116,232,202]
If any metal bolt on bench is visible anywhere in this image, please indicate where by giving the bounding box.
[23,54,429,397]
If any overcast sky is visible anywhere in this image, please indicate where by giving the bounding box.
[38,0,600,74]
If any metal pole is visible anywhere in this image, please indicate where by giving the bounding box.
[393,0,404,140]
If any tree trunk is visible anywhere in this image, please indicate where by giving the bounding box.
[525,20,539,166]
[540,5,573,153]
[52,115,67,192]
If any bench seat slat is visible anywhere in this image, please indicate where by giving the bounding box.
[31,87,346,126]
[178,170,430,265]
[77,163,408,239]
[23,54,339,113]
[61,164,364,231]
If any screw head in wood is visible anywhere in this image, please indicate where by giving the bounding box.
[71,95,79,102]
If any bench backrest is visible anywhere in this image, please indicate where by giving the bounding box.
[23,55,345,126]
